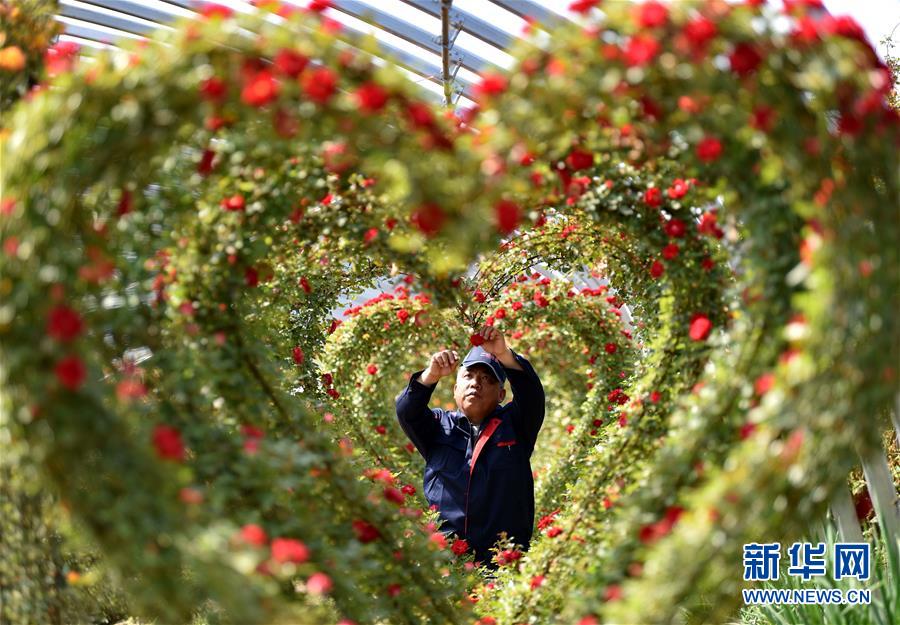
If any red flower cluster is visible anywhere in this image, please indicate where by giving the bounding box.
[495,549,522,566]
[697,211,724,238]
[607,388,629,405]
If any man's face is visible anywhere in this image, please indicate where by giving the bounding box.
[453,363,505,424]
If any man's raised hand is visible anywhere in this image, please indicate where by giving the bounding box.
[419,349,459,386]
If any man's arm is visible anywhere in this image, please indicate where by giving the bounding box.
[395,349,459,458]
[477,326,545,453]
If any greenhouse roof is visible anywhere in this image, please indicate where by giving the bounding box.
[54,0,580,109]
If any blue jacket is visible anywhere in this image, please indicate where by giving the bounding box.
[395,351,545,566]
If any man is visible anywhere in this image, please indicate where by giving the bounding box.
[395,325,545,568]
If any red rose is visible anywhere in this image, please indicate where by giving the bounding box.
[306,572,333,595]
[199,3,233,19]
[198,149,216,175]
[299,276,312,293]
[494,200,520,234]
[404,101,435,129]
[682,16,717,52]
[271,537,310,563]
[410,202,445,237]
[274,49,309,77]
[55,355,86,390]
[470,333,485,346]
[624,35,660,67]
[241,71,279,107]
[199,77,227,102]
[451,538,469,555]
[664,218,686,238]
[245,267,259,287]
[635,1,668,28]
[496,549,522,566]
[604,585,623,602]
[396,309,410,323]
[352,519,381,543]
[47,306,83,342]
[662,243,679,260]
[822,15,866,42]
[643,187,662,207]
[240,523,268,546]
[293,346,305,365]
[366,364,378,375]
[750,106,776,132]
[565,148,593,171]
[650,260,665,279]
[44,41,79,76]
[473,290,486,303]
[383,487,405,505]
[363,228,379,244]
[301,67,338,104]
[696,136,723,162]
[474,73,507,99]
[568,0,600,15]
[152,424,185,461]
[605,342,617,354]
[729,42,763,77]
[689,314,712,341]
[666,178,690,199]
[221,194,245,211]
[355,82,390,113]
[401,484,416,496]
[754,372,775,396]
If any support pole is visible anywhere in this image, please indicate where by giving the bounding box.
[440,0,453,108]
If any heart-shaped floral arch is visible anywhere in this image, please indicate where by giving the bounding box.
[1,1,897,624]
